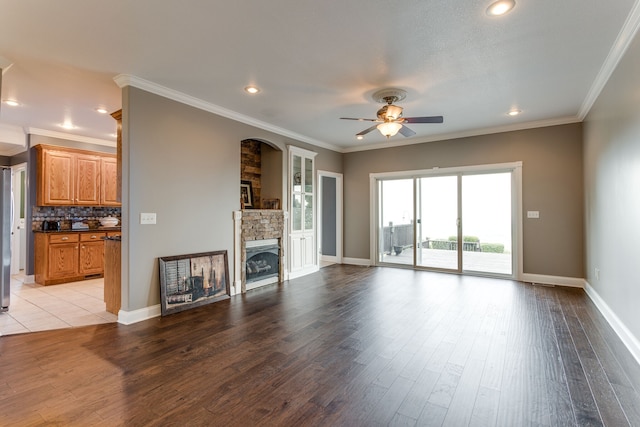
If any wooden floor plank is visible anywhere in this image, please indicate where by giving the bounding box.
[1,265,639,425]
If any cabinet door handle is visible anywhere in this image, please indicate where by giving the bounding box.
[91,235,97,239]
[61,236,69,241]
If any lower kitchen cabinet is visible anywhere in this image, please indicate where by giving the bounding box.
[79,233,106,276]
[35,230,119,285]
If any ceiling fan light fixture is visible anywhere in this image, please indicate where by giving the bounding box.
[356,135,364,140]
[385,104,403,120]
[377,122,402,138]
[486,0,515,16]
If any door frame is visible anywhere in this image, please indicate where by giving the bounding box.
[11,163,27,275]
[317,170,343,265]
[370,162,523,280]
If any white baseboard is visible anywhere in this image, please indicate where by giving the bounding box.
[232,280,242,295]
[585,282,640,367]
[342,257,372,266]
[520,273,585,288]
[118,304,161,325]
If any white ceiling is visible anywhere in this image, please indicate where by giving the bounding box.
[1,0,639,156]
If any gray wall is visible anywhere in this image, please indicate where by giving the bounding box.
[583,29,640,341]
[343,123,584,278]
[122,87,342,311]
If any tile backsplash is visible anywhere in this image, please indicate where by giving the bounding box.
[32,206,122,231]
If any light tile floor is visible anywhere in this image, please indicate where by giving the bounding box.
[0,273,117,336]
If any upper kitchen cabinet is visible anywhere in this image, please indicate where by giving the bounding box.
[100,157,119,206]
[36,145,120,207]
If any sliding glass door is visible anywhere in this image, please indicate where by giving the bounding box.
[461,173,512,275]
[375,164,517,278]
[415,176,459,271]
[378,179,413,265]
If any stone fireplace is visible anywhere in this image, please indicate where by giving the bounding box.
[233,210,286,293]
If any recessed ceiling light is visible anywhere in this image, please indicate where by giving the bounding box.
[244,85,260,94]
[2,99,20,107]
[59,122,76,130]
[486,0,516,16]
[95,107,109,114]
[508,109,522,116]
[356,135,364,140]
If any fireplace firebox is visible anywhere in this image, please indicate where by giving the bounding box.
[245,239,280,285]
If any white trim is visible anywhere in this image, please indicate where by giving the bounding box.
[28,128,115,147]
[369,174,378,265]
[287,145,318,158]
[342,117,580,153]
[117,304,161,325]
[114,74,342,153]
[232,210,242,295]
[521,273,585,288]
[0,56,12,72]
[343,257,372,266]
[579,0,640,119]
[585,281,640,366]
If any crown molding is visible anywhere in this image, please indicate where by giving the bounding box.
[341,115,582,153]
[27,128,115,147]
[113,74,342,153]
[578,0,640,119]
[0,56,12,74]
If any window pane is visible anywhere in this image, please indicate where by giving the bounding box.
[305,195,313,230]
[292,194,302,231]
[293,155,302,192]
[305,158,313,193]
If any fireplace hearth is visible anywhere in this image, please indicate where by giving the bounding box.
[233,210,286,294]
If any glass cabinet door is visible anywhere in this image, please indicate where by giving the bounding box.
[290,148,316,234]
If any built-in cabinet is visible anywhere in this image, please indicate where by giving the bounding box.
[34,230,121,285]
[36,145,120,207]
[289,147,318,276]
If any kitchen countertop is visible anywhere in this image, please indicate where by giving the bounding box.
[34,227,122,233]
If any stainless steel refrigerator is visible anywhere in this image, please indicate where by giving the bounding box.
[1,167,11,311]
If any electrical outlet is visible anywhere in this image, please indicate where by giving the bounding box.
[527,211,540,219]
[140,213,157,225]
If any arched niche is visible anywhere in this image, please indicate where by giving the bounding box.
[240,138,284,210]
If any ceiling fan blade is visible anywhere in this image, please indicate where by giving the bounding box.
[357,125,379,137]
[403,116,444,124]
[340,117,379,122]
[398,125,416,137]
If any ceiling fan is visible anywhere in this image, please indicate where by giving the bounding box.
[340,88,443,139]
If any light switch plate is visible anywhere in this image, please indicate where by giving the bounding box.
[140,212,157,224]
[527,211,540,219]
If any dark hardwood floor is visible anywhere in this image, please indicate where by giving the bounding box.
[1,265,639,426]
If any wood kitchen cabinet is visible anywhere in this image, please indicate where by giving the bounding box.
[36,145,120,207]
[79,232,107,275]
[100,157,119,206]
[35,230,119,285]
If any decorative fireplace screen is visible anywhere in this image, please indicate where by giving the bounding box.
[245,239,280,283]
